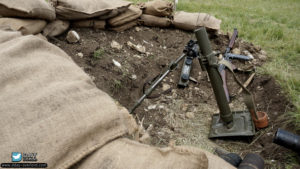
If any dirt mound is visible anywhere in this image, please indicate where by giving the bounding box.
[49,26,298,168]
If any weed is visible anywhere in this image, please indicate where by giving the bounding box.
[93,48,105,59]
[112,79,122,93]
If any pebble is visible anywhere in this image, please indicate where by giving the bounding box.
[135,27,142,32]
[111,40,122,50]
[162,83,171,91]
[186,112,195,119]
[243,50,254,59]
[133,54,142,59]
[148,105,157,110]
[66,30,80,43]
[131,74,137,80]
[232,48,241,55]
[77,52,83,58]
[112,59,121,68]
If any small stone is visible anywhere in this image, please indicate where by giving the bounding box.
[243,50,254,59]
[127,41,146,53]
[135,27,142,32]
[148,105,157,110]
[77,52,83,58]
[158,105,164,109]
[133,54,142,59]
[181,104,188,111]
[186,112,195,119]
[111,40,122,50]
[131,74,137,80]
[162,83,171,91]
[194,87,200,91]
[112,59,121,68]
[66,30,80,43]
[163,46,167,49]
[258,54,267,61]
[232,48,241,55]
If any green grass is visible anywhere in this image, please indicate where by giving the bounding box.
[93,48,105,59]
[131,0,300,128]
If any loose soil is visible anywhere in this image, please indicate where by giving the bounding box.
[50,26,299,169]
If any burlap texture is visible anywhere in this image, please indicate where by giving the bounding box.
[72,20,106,29]
[43,20,70,37]
[110,20,138,32]
[173,11,221,31]
[98,6,128,20]
[108,6,142,27]
[52,0,131,20]
[140,14,172,27]
[0,0,55,20]
[0,18,47,35]
[0,30,137,169]
[141,0,173,17]
[71,138,236,169]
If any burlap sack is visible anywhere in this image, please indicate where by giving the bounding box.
[173,11,221,31]
[98,7,128,20]
[52,0,131,20]
[108,6,142,27]
[141,0,173,17]
[0,18,47,35]
[0,0,56,20]
[71,138,236,169]
[140,14,171,27]
[43,20,70,37]
[0,30,137,169]
[110,20,138,32]
[72,20,106,29]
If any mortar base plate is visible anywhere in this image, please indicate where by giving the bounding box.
[209,111,255,138]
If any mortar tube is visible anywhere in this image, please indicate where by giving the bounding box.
[273,128,300,153]
[195,27,233,127]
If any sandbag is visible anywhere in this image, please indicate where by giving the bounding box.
[98,7,128,20]
[140,14,171,27]
[140,0,173,17]
[52,0,131,20]
[72,20,106,29]
[0,0,55,20]
[72,138,236,169]
[0,18,47,35]
[108,6,142,27]
[0,30,137,169]
[173,11,221,31]
[110,20,138,32]
[43,20,70,37]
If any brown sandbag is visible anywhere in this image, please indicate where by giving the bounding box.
[140,14,171,27]
[0,0,56,20]
[173,11,221,31]
[72,138,236,169]
[98,6,128,20]
[0,18,47,35]
[43,20,70,37]
[108,6,142,27]
[72,20,106,29]
[52,0,131,20]
[110,20,138,32]
[0,30,137,169]
[140,0,173,17]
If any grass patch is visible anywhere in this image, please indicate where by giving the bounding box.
[93,48,105,59]
[131,0,300,128]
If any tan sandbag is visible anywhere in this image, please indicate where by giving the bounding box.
[35,33,48,41]
[72,138,236,169]
[0,30,138,169]
[173,11,221,31]
[108,6,142,27]
[0,0,55,20]
[72,20,106,29]
[43,20,70,37]
[140,14,171,27]
[0,18,47,35]
[52,0,131,20]
[141,0,173,17]
[98,6,128,20]
[110,20,138,32]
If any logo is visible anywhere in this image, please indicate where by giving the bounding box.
[11,152,22,162]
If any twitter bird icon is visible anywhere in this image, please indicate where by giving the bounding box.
[11,152,22,162]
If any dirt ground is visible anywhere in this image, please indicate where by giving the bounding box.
[50,26,299,168]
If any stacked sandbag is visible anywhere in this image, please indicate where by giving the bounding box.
[0,0,56,35]
[72,20,106,29]
[139,0,173,28]
[0,18,47,35]
[42,20,70,37]
[108,6,142,32]
[52,0,131,20]
[173,11,221,31]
